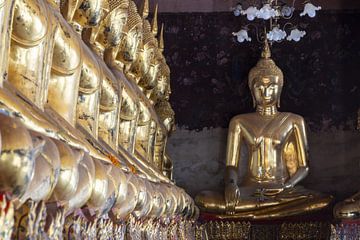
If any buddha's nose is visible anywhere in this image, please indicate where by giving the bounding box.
[264,87,272,97]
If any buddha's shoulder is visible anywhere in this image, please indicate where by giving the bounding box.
[229,113,258,125]
[282,112,306,124]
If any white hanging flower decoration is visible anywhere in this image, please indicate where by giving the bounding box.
[257,4,277,20]
[300,3,322,18]
[241,6,259,21]
[267,27,287,41]
[233,29,252,43]
[287,28,306,41]
[281,5,294,17]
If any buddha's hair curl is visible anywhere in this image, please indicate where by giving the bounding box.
[142,20,157,47]
[126,1,142,31]
[107,0,129,11]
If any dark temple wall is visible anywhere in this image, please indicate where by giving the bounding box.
[158,11,360,201]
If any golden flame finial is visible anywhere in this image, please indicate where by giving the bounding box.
[159,23,164,52]
[140,0,149,19]
[261,38,271,59]
[151,4,159,35]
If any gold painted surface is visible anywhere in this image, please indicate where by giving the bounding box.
[8,0,55,109]
[0,0,14,88]
[0,115,35,200]
[98,61,120,150]
[0,0,196,236]
[195,41,332,219]
[47,8,82,126]
[76,43,101,137]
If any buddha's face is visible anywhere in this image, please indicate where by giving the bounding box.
[99,10,128,48]
[140,61,160,90]
[252,75,282,107]
[73,0,105,27]
[131,44,156,80]
[118,25,142,63]
[151,71,170,103]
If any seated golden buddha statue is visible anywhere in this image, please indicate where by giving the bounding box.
[195,41,332,219]
[104,0,142,154]
[137,5,161,100]
[150,29,171,106]
[81,0,129,57]
[104,0,142,73]
[127,19,157,86]
[154,99,175,179]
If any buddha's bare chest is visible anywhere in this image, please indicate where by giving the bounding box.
[238,114,295,182]
[240,114,293,148]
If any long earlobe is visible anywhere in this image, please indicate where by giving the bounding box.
[252,96,256,108]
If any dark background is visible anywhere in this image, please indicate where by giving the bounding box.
[158,10,360,131]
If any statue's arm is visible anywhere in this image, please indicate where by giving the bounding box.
[285,117,309,188]
[224,118,241,213]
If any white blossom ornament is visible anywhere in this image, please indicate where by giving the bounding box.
[300,3,321,18]
[281,5,294,17]
[257,4,277,20]
[233,29,252,43]
[267,27,287,41]
[287,28,306,41]
[241,6,259,21]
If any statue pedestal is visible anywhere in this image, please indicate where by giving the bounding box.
[197,208,352,240]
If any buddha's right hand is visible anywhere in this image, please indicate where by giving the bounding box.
[225,184,241,214]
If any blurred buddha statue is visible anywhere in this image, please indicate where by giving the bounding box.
[97,63,121,150]
[127,16,157,86]
[61,0,105,34]
[150,24,171,106]
[75,43,102,137]
[81,0,129,57]
[105,0,142,153]
[0,0,14,87]
[104,0,142,74]
[137,5,161,99]
[8,0,57,109]
[195,41,332,219]
[154,99,175,179]
[46,3,82,126]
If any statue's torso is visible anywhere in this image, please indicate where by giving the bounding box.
[234,112,303,189]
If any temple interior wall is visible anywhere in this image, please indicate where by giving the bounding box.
[159,10,360,201]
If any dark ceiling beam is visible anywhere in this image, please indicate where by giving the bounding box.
[134,0,360,12]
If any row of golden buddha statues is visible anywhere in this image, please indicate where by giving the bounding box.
[0,0,198,238]
[195,40,360,221]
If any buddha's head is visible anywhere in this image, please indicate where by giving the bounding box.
[129,20,157,82]
[151,60,171,104]
[140,49,162,92]
[155,100,175,134]
[248,40,283,108]
[117,1,143,63]
[95,0,129,48]
[149,24,171,103]
[72,0,106,28]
